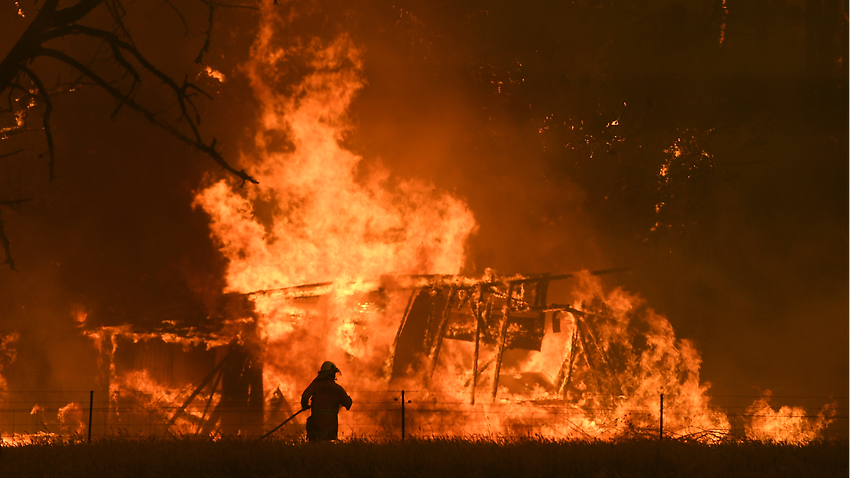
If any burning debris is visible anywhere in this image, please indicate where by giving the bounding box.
[32,268,824,442]
[77,293,265,437]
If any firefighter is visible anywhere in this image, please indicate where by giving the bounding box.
[300,361,353,441]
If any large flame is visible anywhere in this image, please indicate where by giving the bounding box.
[193,8,477,403]
[0,6,835,445]
[195,31,475,292]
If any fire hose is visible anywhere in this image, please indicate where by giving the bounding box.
[256,408,306,442]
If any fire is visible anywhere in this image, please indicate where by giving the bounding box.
[108,369,220,435]
[745,392,835,443]
[195,10,476,295]
[203,66,226,83]
[0,5,835,445]
[193,5,477,413]
[57,403,85,436]
[508,275,731,440]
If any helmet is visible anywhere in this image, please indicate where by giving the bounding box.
[319,361,340,374]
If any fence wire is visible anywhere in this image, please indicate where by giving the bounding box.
[0,390,846,442]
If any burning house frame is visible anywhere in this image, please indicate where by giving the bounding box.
[380,268,632,405]
[84,293,266,437]
[83,268,634,437]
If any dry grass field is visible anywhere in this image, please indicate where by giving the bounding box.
[0,437,846,478]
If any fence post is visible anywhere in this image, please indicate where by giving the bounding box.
[659,393,663,441]
[401,390,405,441]
[88,390,93,442]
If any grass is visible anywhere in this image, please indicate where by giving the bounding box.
[0,436,846,478]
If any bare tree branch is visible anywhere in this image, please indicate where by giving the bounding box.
[18,66,56,180]
[49,0,104,27]
[38,47,257,184]
[0,0,268,270]
[1,0,257,184]
[196,0,216,64]
[104,0,136,47]
[0,149,24,160]
[208,2,259,11]
[0,198,33,207]
[162,0,190,34]
[35,26,248,182]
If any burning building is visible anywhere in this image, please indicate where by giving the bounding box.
[78,270,659,438]
[0,2,841,445]
[66,266,831,442]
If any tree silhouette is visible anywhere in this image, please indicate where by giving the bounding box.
[0,0,263,270]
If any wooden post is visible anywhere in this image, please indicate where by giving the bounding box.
[555,327,580,399]
[388,290,417,377]
[490,284,514,402]
[659,393,664,441]
[166,349,233,433]
[428,287,456,379]
[423,290,440,353]
[470,300,481,405]
[88,390,93,442]
[401,390,406,440]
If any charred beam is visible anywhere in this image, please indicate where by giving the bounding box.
[490,284,513,402]
[387,290,417,380]
[243,267,630,299]
[422,289,440,354]
[470,290,484,405]
[195,366,225,434]
[165,348,233,433]
[428,286,456,379]
[555,325,581,399]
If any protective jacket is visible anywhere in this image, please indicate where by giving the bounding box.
[300,372,352,440]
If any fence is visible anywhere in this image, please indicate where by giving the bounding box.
[0,390,846,443]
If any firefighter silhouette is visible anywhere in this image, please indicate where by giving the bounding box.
[300,361,353,440]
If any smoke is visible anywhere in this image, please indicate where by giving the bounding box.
[0,0,844,440]
[343,19,604,277]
